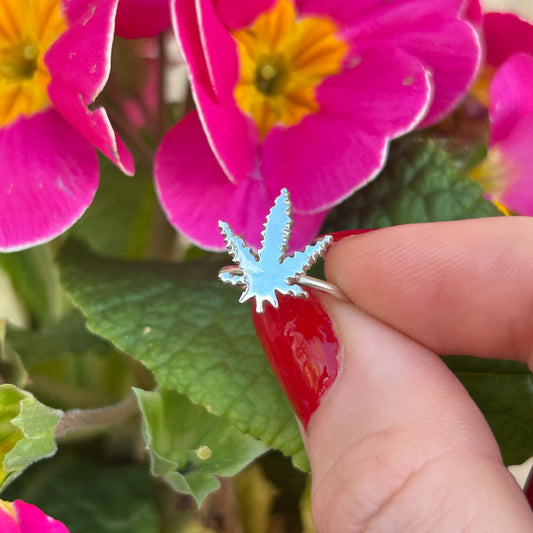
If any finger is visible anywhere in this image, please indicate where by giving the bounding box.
[325,216,533,366]
[307,295,533,532]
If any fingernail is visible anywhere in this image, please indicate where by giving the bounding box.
[252,289,339,428]
[251,229,373,427]
[328,228,375,242]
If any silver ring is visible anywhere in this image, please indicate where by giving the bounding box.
[219,265,347,302]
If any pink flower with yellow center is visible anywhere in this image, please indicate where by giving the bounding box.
[469,52,533,216]
[471,11,533,106]
[155,0,481,250]
[0,499,69,532]
[468,12,533,215]
[0,0,134,252]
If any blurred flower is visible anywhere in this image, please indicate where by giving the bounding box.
[472,11,533,105]
[469,53,533,215]
[115,0,171,39]
[0,0,134,252]
[155,0,481,250]
[0,499,69,532]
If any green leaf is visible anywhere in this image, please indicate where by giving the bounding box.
[0,384,62,489]
[135,387,266,505]
[443,356,533,466]
[0,320,29,388]
[324,136,501,232]
[3,453,158,533]
[7,311,138,410]
[72,157,156,259]
[58,241,308,470]
[0,245,62,327]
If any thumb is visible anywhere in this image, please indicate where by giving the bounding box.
[305,295,533,532]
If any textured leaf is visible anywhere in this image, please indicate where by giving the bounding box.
[443,356,533,466]
[135,388,266,505]
[0,320,29,388]
[7,312,137,410]
[72,157,156,259]
[0,245,62,326]
[0,384,62,489]
[324,136,501,232]
[58,241,308,470]
[3,454,158,533]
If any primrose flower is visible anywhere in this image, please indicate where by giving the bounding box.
[471,12,533,105]
[115,0,171,38]
[467,11,533,215]
[0,0,134,252]
[0,499,69,532]
[155,0,481,250]
[469,53,533,215]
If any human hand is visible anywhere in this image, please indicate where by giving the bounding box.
[255,217,533,532]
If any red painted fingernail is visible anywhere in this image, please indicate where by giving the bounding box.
[252,229,374,427]
[252,290,338,428]
[328,228,375,242]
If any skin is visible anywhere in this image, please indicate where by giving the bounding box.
[304,217,533,532]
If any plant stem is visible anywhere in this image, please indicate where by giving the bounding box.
[55,393,138,440]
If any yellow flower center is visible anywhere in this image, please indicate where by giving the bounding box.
[0,0,67,127]
[468,148,512,215]
[232,0,348,138]
[0,499,15,519]
[470,65,496,107]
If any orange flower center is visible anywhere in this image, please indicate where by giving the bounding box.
[0,0,67,127]
[232,0,348,138]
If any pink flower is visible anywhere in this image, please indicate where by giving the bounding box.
[0,0,134,252]
[471,12,533,105]
[470,52,533,215]
[155,0,481,250]
[467,12,533,215]
[115,0,171,39]
[0,499,69,533]
[483,12,533,69]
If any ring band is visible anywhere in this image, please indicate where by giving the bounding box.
[219,265,347,302]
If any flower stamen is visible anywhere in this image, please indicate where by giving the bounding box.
[0,0,67,126]
[232,0,348,138]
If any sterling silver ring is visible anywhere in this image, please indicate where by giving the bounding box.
[219,264,347,302]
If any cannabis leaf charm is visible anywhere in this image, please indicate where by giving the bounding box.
[218,189,333,313]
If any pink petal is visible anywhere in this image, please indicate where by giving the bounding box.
[197,0,239,103]
[49,0,117,106]
[489,53,533,145]
[172,0,215,100]
[12,500,69,533]
[172,0,258,184]
[409,18,481,126]
[335,0,480,127]
[0,110,99,252]
[215,0,277,30]
[115,0,171,38]
[0,503,20,533]
[262,46,432,213]
[45,0,134,174]
[155,112,326,250]
[463,0,482,27]
[46,84,134,175]
[483,12,533,69]
[297,0,467,26]
[496,113,533,216]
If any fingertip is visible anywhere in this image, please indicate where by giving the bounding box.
[304,295,533,531]
[323,218,533,364]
